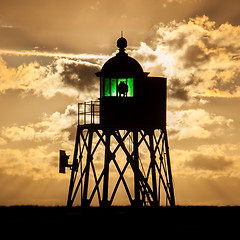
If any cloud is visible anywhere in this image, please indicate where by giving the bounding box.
[185,154,233,171]
[1,104,77,143]
[59,58,100,92]
[167,109,233,140]
[0,137,7,145]
[203,88,240,98]
[171,143,240,176]
[175,174,240,206]
[0,49,109,61]
[130,15,240,102]
[3,15,240,102]
[0,55,101,99]
[168,78,190,101]
[0,104,80,179]
[0,146,57,179]
[0,105,85,183]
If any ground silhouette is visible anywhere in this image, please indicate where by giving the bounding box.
[0,206,239,237]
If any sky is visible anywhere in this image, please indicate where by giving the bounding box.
[1,0,240,206]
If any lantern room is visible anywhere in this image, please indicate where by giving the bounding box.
[95,36,166,130]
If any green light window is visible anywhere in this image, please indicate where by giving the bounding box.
[102,77,134,97]
[104,78,110,97]
[127,78,134,97]
[111,78,117,96]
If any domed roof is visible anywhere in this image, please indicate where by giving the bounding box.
[101,52,144,77]
[96,37,146,77]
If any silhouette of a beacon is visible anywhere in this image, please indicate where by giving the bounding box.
[59,36,175,207]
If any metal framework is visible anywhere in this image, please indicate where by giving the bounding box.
[78,101,100,125]
[67,123,175,207]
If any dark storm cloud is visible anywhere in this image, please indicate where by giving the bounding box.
[0,54,102,99]
[168,78,189,101]
[64,124,77,141]
[60,60,100,91]
[165,32,188,51]
[182,44,211,68]
[185,154,233,171]
[168,76,203,101]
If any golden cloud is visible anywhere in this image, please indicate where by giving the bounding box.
[172,143,240,179]
[129,15,240,103]
[167,109,233,140]
[203,88,240,98]
[1,16,240,103]
[0,54,102,99]
[0,105,80,179]
[2,104,77,143]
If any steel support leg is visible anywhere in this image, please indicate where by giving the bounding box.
[102,132,111,207]
[163,129,175,206]
[149,131,158,205]
[133,131,141,206]
[82,130,93,207]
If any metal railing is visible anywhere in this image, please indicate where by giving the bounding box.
[78,100,100,125]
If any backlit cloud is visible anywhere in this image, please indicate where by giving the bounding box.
[130,15,240,102]
[167,109,233,140]
[172,143,240,176]
[0,56,101,99]
[2,16,240,102]
[2,104,77,143]
[0,146,59,179]
[0,104,79,179]
[185,154,233,171]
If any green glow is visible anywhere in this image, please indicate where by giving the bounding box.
[118,78,126,84]
[127,78,134,97]
[103,77,134,97]
[111,78,117,96]
[104,78,110,97]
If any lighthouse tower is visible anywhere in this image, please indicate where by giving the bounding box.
[59,37,175,207]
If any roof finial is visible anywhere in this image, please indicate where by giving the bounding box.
[117,33,127,53]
